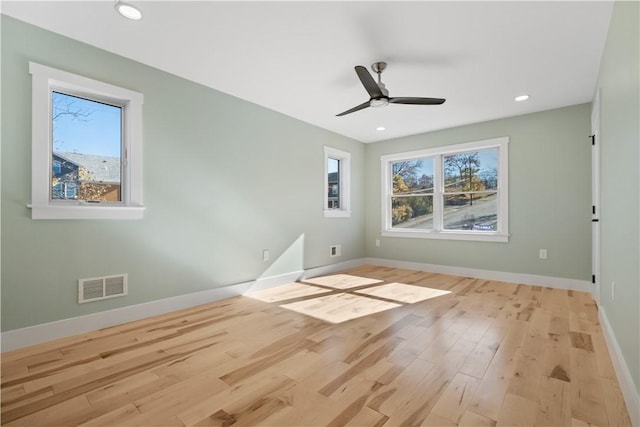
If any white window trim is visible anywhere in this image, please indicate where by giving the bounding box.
[381,137,509,242]
[29,62,144,220]
[323,146,351,218]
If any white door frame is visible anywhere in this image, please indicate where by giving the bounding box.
[591,90,601,303]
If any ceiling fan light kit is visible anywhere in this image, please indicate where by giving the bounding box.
[336,61,445,117]
[370,98,389,108]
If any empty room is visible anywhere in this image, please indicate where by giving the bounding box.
[1,1,638,426]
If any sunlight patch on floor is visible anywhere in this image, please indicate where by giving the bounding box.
[247,282,331,303]
[279,293,402,324]
[247,273,452,324]
[355,282,452,304]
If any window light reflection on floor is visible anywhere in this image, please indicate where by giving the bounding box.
[246,274,452,324]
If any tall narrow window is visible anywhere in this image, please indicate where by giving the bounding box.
[29,62,144,220]
[324,146,351,217]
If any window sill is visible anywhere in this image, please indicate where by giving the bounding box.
[324,209,351,218]
[382,229,509,242]
[28,204,145,220]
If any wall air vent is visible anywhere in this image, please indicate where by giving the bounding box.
[79,274,127,303]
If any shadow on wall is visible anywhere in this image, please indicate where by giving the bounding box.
[245,234,306,294]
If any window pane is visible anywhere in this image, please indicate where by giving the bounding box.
[392,158,434,195]
[443,193,497,231]
[52,182,64,199]
[444,148,498,193]
[51,91,122,202]
[65,182,77,199]
[391,196,433,229]
[327,157,340,209]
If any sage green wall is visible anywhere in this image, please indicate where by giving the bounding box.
[365,104,592,281]
[595,1,640,394]
[0,16,365,331]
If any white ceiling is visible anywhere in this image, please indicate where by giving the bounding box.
[1,1,613,143]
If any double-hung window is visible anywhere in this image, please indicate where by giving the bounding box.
[324,146,351,217]
[381,137,509,242]
[29,62,144,219]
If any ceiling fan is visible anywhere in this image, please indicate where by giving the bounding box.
[336,62,446,117]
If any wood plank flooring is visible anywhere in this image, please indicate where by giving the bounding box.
[1,265,632,426]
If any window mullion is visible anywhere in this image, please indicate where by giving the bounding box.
[433,154,443,231]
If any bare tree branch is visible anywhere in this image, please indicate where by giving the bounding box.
[52,95,95,123]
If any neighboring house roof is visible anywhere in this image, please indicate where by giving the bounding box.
[52,152,82,169]
[55,152,121,184]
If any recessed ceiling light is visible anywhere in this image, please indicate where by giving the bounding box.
[115,1,142,20]
[376,126,386,131]
[515,94,530,102]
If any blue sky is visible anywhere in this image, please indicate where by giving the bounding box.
[52,92,121,157]
[413,157,434,178]
[328,157,339,174]
[475,148,498,172]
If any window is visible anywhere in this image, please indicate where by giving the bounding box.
[324,146,351,217]
[51,92,122,203]
[381,137,509,242]
[29,62,144,219]
[64,181,78,199]
[52,160,62,174]
[52,181,78,200]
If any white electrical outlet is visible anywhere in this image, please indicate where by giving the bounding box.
[263,250,269,261]
[375,239,381,247]
[539,249,547,259]
[330,244,342,257]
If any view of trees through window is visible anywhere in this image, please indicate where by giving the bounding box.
[392,157,434,229]
[392,148,499,231]
[51,91,122,202]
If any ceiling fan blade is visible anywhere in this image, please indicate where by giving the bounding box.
[389,97,446,105]
[336,101,370,117]
[355,66,384,98]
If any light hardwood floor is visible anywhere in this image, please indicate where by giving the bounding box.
[1,265,632,426]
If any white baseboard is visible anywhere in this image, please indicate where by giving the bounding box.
[0,257,594,352]
[246,270,304,293]
[301,258,368,280]
[0,261,358,352]
[0,270,305,352]
[364,257,593,292]
[599,307,640,426]
[0,281,245,352]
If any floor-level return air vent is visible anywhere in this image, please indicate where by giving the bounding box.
[79,274,128,303]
